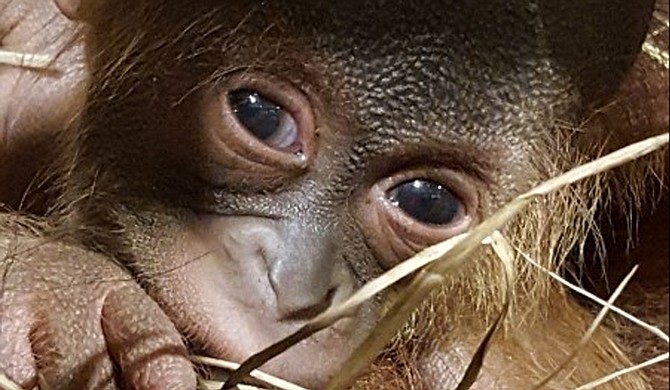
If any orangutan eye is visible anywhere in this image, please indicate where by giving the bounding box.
[388,179,463,225]
[358,171,477,269]
[228,89,301,153]
[202,73,317,183]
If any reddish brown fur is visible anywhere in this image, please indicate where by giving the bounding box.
[354,6,669,385]
[1,1,668,389]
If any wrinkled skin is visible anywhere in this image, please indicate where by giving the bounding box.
[2,6,194,386]
[1,1,668,389]
[1,3,197,389]
[0,230,196,389]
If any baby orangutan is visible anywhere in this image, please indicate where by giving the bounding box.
[1,0,667,389]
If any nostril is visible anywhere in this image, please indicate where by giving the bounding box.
[266,248,339,320]
[268,271,337,320]
[281,287,337,321]
[263,222,344,321]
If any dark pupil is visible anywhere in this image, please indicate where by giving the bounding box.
[388,180,461,225]
[228,89,282,140]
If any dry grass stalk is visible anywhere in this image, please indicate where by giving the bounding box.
[223,234,470,388]
[221,133,668,389]
[450,231,515,390]
[198,378,269,390]
[513,244,670,344]
[0,374,22,390]
[489,234,669,390]
[642,41,669,69]
[1,33,667,388]
[643,8,669,69]
[323,134,669,390]
[531,266,639,389]
[0,138,666,390]
[575,353,670,390]
[191,355,308,390]
[0,50,53,69]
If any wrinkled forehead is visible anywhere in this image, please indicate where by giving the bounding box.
[101,0,649,110]
[225,0,550,81]
[244,0,537,42]
[96,0,646,141]
[201,0,568,137]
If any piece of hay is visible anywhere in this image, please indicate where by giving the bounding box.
[220,133,668,390]
[0,50,53,69]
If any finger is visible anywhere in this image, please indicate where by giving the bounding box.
[30,282,119,390]
[0,294,38,388]
[102,283,197,390]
